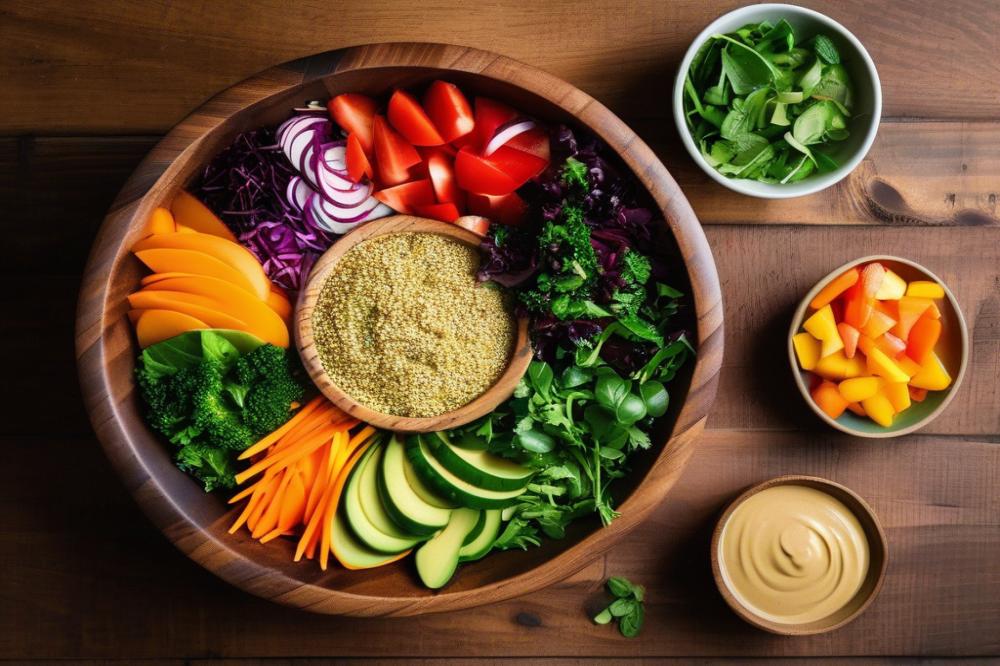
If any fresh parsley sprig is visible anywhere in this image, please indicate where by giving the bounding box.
[593,576,646,638]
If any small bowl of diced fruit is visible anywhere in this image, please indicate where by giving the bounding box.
[789,256,968,438]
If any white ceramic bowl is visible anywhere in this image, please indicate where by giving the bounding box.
[673,3,882,199]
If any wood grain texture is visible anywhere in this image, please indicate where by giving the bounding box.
[2,0,1000,134]
[3,431,997,659]
[74,43,723,616]
[295,215,532,432]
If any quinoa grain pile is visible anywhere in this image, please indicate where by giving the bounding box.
[313,232,515,417]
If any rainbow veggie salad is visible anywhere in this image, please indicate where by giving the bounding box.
[127,81,692,588]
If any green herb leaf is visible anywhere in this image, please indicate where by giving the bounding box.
[813,34,841,64]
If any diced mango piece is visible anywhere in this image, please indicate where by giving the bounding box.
[909,352,952,391]
[812,380,849,420]
[860,309,896,339]
[884,382,912,412]
[909,386,928,402]
[846,402,867,417]
[843,281,873,329]
[837,322,860,359]
[838,376,881,402]
[896,354,922,377]
[925,302,942,320]
[862,391,896,427]
[815,351,868,380]
[891,296,933,340]
[792,332,822,371]
[803,305,844,358]
[906,280,945,299]
[859,332,907,359]
[874,268,907,300]
[866,347,911,383]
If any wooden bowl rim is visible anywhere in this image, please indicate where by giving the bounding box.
[294,215,532,432]
[709,474,889,636]
[787,254,969,438]
[75,42,724,616]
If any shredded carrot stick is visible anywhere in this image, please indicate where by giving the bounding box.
[320,438,376,570]
[235,425,342,485]
[238,396,325,460]
[296,431,348,562]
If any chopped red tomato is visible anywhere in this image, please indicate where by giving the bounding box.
[414,202,462,223]
[328,94,378,153]
[455,146,518,195]
[372,115,422,187]
[467,192,527,226]
[345,133,373,183]
[454,215,491,237]
[474,97,518,151]
[373,179,436,215]
[486,145,548,183]
[388,90,445,146]
[506,127,551,164]
[423,81,475,144]
[425,151,462,204]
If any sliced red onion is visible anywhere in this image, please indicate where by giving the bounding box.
[318,176,372,206]
[285,130,316,178]
[484,119,537,157]
[322,144,347,167]
[285,176,313,212]
[317,163,357,192]
[317,191,379,219]
[278,116,326,152]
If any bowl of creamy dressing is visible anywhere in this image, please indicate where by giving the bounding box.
[711,475,888,635]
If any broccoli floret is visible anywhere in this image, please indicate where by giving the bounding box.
[175,441,237,492]
[235,344,306,435]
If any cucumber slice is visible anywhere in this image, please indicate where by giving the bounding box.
[426,431,533,491]
[463,508,488,546]
[459,509,502,562]
[343,443,422,554]
[403,447,457,509]
[415,508,481,589]
[378,435,451,536]
[406,435,527,509]
[331,509,408,570]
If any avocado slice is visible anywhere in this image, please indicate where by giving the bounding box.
[458,509,502,563]
[406,435,527,509]
[426,431,534,491]
[415,508,481,589]
[343,443,422,554]
[378,435,452,536]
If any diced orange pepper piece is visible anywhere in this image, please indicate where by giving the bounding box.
[906,312,942,364]
[846,401,867,417]
[892,296,932,340]
[837,322,860,359]
[925,301,942,320]
[812,380,849,420]
[810,267,860,310]
[860,309,896,339]
[843,281,873,329]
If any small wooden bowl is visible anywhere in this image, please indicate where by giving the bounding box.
[788,255,969,438]
[710,475,888,635]
[295,215,532,432]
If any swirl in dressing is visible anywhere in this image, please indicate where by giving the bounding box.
[719,485,869,625]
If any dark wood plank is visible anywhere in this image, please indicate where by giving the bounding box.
[1,0,999,134]
[2,431,997,659]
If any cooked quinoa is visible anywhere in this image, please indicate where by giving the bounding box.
[313,232,516,417]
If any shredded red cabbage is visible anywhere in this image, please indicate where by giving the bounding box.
[196,127,337,291]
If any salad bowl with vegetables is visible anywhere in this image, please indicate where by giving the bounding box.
[76,43,722,616]
[674,3,881,198]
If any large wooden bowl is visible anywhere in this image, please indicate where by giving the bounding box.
[76,43,723,616]
[295,215,533,432]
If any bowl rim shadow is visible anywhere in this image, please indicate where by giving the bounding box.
[710,474,889,635]
[787,254,969,439]
[294,214,532,433]
[74,42,724,616]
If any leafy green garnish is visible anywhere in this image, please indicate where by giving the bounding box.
[683,19,854,184]
[593,576,646,638]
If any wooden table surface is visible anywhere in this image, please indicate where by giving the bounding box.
[2,0,998,662]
